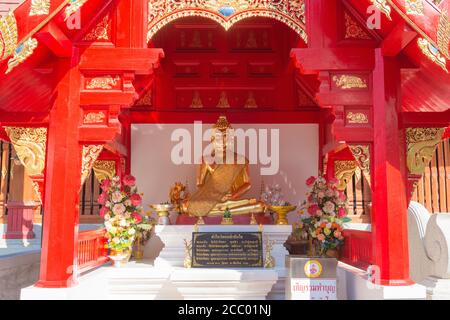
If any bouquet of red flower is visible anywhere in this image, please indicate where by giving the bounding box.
[98,175,151,251]
[297,175,351,256]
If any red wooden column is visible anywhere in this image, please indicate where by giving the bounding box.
[371,49,412,285]
[35,52,83,288]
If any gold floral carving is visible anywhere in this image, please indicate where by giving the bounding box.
[406,127,444,175]
[65,0,89,20]
[4,127,47,177]
[136,89,153,106]
[417,38,448,72]
[85,76,120,90]
[6,38,39,74]
[83,112,106,124]
[92,160,116,182]
[334,160,358,191]
[349,145,371,186]
[344,12,371,40]
[147,0,307,43]
[346,112,369,124]
[81,145,104,185]
[370,0,392,20]
[30,0,51,16]
[405,0,424,16]
[83,15,110,41]
[190,91,203,108]
[0,11,18,61]
[437,11,450,59]
[32,181,43,203]
[333,75,368,89]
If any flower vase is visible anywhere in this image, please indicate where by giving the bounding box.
[133,240,144,260]
[109,248,131,267]
[325,248,339,259]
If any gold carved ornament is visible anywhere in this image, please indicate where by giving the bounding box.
[92,160,116,182]
[85,76,120,90]
[6,38,39,74]
[30,0,51,16]
[80,145,104,185]
[333,75,368,89]
[83,112,106,124]
[4,127,47,177]
[418,38,448,72]
[383,1,449,72]
[349,145,371,186]
[0,11,18,62]
[65,0,89,20]
[83,14,110,41]
[346,112,369,124]
[406,127,444,175]
[147,0,307,44]
[344,12,371,40]
[334,160,357,191]
[370,0,392,20]
[437,11,450,60]
[32,181,43,203]
[405,0,424,16]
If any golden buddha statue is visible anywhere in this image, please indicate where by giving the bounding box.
[180,116,265,218]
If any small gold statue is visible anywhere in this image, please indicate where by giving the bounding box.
[264,239,275,269]
[183,239,192,268]
[190,91,203,109]
[169,182,190,213]
[216,91,230,108]
[249,213,257,225]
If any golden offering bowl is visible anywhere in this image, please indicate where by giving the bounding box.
[270,205,297,225]
[149,204,174,225]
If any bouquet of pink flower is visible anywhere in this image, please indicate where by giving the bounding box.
[98,175,151,251]
[298,175,351,256]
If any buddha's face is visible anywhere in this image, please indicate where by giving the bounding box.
[212,129,234,157]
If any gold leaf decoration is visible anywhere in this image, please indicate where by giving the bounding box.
[83,112,106,124]
[405,0,424,16]
[406,128,444,175]
[147,0,307,43]
[6,38,39,74]
[30,0,51,16]
[437,11,450,59]
[417,38,448,72]
[85,75,120,89]
[93,160,116,182]
[346,112,369,124]
[344,12,371,40]
[334,160,358,191]
[333,75,368,89]
[0,11,18,61]
[65,0,89,20]
[349,144,371,186]
[370,0,392,20]
[83,14,110,41]
[4,127,47,177]
[81,145,103,185]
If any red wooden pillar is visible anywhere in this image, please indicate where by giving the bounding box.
[371,49,412,285]
[35,52,83,288]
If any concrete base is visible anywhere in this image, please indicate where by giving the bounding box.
[21,260,171,300]
[337,262,426,300]
[151,225,292,269]
[170,268,278,300]
[421,277,450,300]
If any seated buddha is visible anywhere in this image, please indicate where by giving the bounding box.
[179,116,266,222]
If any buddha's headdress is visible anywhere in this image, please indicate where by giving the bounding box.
[213,115,232,133]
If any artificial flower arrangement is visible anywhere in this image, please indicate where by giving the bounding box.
[98,175,153,255]
[294,175,351,257]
